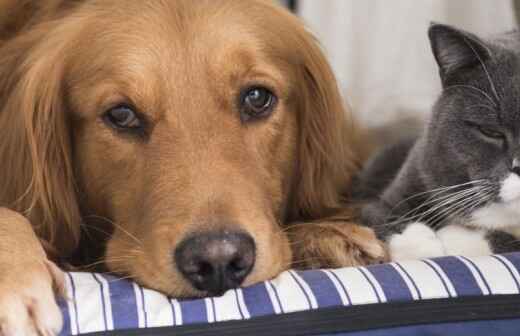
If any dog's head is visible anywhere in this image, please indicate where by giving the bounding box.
[0,0,361,297]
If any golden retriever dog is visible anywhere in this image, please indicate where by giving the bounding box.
[0,0,385,334]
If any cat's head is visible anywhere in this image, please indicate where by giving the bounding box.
[425,23,520,229]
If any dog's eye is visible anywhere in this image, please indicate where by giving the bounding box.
[104,105,142,130]
[240,87,277,122]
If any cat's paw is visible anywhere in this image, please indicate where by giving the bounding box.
[388,222,445,261]
[437,225,491,256]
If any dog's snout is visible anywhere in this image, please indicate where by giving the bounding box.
[175,231,256,296]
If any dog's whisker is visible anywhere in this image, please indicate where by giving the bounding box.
[83,214,144,247]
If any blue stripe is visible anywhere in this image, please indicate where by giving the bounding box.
[365,264,413,301]
[289,271,313,309]
[179,298,208,324]
[91,274,108,330]
[241,282,275,317]
[432,256,482,296]
[328,271,352,305]
[138,286,148,327]
[58,297,71,336]
[421,260,452,297]
[460,256,492,294]
[492,256,520,292]
[296,270,342,307]
[394,263,422,300]
[66,273,80,334]
[101,275,138,330]
[234,290,245,319]
[502,253,520,274]
[358,268,381,303]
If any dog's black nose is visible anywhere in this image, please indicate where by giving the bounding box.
[175,231,255,296]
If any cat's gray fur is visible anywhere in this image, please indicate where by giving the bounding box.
[356,23,520,254]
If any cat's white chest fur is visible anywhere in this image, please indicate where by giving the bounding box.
[389,174,520,261]
[471,174,520,229]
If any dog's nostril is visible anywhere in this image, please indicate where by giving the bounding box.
[175,231,256,296]
[229,257,246,271]
[198,261,214,277]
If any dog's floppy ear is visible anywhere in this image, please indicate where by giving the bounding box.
[290,32,365,220]
[0,21,82,256]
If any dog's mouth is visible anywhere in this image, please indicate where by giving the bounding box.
[104,220,292,297]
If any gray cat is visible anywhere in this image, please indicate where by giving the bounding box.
[356,23,520,261]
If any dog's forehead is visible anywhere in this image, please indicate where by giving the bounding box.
[68,0,294,122]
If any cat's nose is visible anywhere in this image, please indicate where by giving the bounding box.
[511,158,520,176]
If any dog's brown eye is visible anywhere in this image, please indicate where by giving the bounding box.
[104,105,142,130]
[241,87,277,122]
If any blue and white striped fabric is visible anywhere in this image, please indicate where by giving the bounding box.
[58,253,520,335]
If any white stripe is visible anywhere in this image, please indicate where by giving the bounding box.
[390,263,420,300]
[211,290,245,322]
[236,289,251,319]
[170,299,183,325]
[422,260,457,297]
[205,298,215,323]
[141,288,174,327]
[456,257,490,295]
[69,273,106,333]
[495,255,520,291]
[65,274,79,336]
[323,270,350,305]
[265,282,282,314]
[467,255,518,295]
[93,274,114,330]
[359,267,387,303]
[328,267,379,305]
[270,271,313,313]
[289,271,318,309]
[133,283,146,328]
[396,260,450,299]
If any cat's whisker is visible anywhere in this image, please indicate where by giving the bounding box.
[386,184,484,226]
[427,187,493,227]
[389,180,488,216]
[388,180,488,220]
[415,186,483,225]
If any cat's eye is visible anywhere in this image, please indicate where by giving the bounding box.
[240,86,277,122]
[477,126,505,140]
[103,105,143,131]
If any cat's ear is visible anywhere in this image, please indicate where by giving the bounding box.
[428,23,492,82]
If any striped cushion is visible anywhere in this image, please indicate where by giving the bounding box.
[59,253,520,335]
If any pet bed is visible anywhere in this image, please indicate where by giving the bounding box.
[59,253,520,335]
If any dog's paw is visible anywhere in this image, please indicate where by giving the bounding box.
[388,222,445,261]
[0,260,64,336]
[288,222,388,269]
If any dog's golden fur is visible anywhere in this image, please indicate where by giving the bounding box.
[0,1,385,333]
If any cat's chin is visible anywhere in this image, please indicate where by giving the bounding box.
[500,174,520,203]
